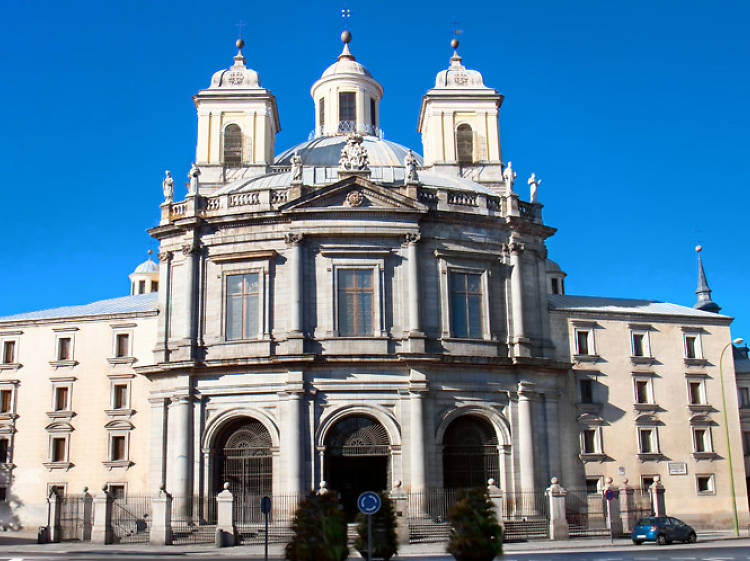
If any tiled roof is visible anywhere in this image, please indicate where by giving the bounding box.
[548,294,731,319]
[0,293,158,322]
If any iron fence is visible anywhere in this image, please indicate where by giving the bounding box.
[58,494,92,541]
[111,494,151,544]
[171,495,216,545]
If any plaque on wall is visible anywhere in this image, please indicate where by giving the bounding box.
[668,461,688,475]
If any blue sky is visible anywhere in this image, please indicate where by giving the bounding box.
[1,0,749,343]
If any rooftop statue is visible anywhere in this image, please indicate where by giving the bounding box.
[528,172,541,203]
[162,170,174,203]
[338,134,369,171]
[188,163,200,195]
[404,149,419,183]
[503,161,516,194]
[290,151,303,183]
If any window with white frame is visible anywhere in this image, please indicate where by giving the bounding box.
[641,475,657,491]
[57,337,72,361]
[108,484,126,499]
[696,474,715,495]
[52,385,71,412]
[684,332,703,359]
[337,268,374,336]
[1,339,16,364]
[225,272,261,340]
[693,427,712,453]
[111,383,129,410]
[449,271,483,338]
[575,329,594,356]
[638,427,659,454]
[0,437,9,463]
[580,428,602,454]
[52,329,77,364]
[47,483,66,498]
[115,333,131,358]
[687,379,706,405]
[49,435,69,463]
[634,378,654,404]
[631,330,651,357]
[0,389,12,414]
[585,477,601,494]
[109,434,128,462]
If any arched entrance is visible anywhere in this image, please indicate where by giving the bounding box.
[324,415,390,519]
[213,418,272,522]
[443,415,499,488]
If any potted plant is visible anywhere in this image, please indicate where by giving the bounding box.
[447,487,503,561]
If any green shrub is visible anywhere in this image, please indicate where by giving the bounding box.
[355,492,398,560]
[447,487,503,561]
[285,492,348,561]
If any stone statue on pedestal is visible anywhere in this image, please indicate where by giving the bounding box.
[162,170,174,202]
[503,161,516,194]
[404,149,419,183]
[290,151,303,182]
[188,163,200,195]
[528,172,541,203]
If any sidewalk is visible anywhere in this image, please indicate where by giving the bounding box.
[0,530,747,558]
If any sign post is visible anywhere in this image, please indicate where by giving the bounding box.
[603,489,615,544]
[260,496,271,561]
[357,491,381,561]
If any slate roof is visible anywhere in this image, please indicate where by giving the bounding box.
[0,293,158,323]
[548,294,731,319]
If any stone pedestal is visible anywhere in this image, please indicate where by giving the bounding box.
[545,478,569,540]
[91,487,113,545]
[81,488,93,541]
[389,483,410,545]
[215,484,236,547]
[619,479,637,534]
[47,491,62,543]
[487,480,505,534]
[603,477,623,537]
[649,476,666,517]
[150,489,173,545]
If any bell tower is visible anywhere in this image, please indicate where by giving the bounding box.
[193,39,281,189]
[418,39,504,182]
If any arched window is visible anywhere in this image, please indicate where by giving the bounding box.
[216,419,272,497]
[223,124,243,167]
[456,124,473,164]
[443,415,499,488]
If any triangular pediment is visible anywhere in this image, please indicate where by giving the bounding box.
[281,176,427,213]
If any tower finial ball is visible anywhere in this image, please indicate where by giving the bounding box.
[341,30,352,44]
[696,245,703,253]
[236,38,245,50]
[451,38,459,50]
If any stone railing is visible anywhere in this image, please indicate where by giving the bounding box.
[270,190,287,205]
[169,202,186,219]
[417,189,439,205]
[447,191,477,207]
[518,201,543,222]
[229,193,259,207]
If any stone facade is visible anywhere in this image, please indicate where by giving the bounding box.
[0,33,747,532]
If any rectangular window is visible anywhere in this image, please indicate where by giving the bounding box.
[685,336,697,358]
[115,333,130,358]
[585,478,600,495]
[739,387,750,409]
[57,337,71,361]
[51,437,67,462]
[319,98,325,128]
[151,281,159,292]
[449,272,482,338]
[226,273,260,340]
[0,390,11,413]
[551,278,559,294]
[641,475,655,492]
[370,97,376,128]
[138,280,146,294]
[635,380,651,404]
[339,92,356,126]
[576,330,590,355]
[638,428,657,454]
[688,381,704,405]
[743,431,750,456]
[109,484,126,499]
[579,379,594,404]
[48,484,66,498]
[110,436,126,461]
[694,428,710,453]
[581,429,597,454]
[54,387,69,411]
[632,333,646,357]
[696,474,714,494]
[112,384,128,410]
[0,438,8,463]
[2,340,15,364]
[0,487,5,501]
[337,269,373,336]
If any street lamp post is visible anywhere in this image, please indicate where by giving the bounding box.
[719,336,744,537]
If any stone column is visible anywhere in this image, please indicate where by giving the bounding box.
[215,483,236,547]
[649,476,666,517]
[150,488,173,545]
[508,239,530,357]
[285,233,304,354]
[409,374,428,516]
[91,486,113,545]
[182,241,199,344]
[168,394,192,519]
[149,397,168,494]
[81,487,93,541]
[544,394,562,486]
[47,490,62,543]
[155,251,173,363]
[517,383,536,499]
[619,479,637,535]
[603,477,623,537]
[280,388,304,496]
[405,233,425,353]
[546,478,569,540]
[389,482,410,545]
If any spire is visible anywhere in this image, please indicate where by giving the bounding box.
[338,30,355,61]
[693,245,721,313]
[234,38,246,67]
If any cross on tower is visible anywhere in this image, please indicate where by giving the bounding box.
[235,20,246,39]
[451,20,463,36]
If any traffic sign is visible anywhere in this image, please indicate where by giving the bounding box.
[260,495,272,514]
[357,491,381,515]
[604,489,615,501]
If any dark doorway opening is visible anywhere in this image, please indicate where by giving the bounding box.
[324,415,390,520]
[443,415,499,488]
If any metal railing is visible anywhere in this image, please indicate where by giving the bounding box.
[111,495,151,544]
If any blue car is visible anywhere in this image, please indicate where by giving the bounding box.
[632,516,697,545]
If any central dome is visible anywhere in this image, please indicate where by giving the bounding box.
[275,135,422,167]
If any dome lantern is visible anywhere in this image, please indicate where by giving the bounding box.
[129,251,159,295]
[310,31,384,138]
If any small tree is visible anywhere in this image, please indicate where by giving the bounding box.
[285,492,348,561]
[355,492,398,561]
[447,488,503,561]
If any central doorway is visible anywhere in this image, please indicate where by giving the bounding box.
[324,415,390,520]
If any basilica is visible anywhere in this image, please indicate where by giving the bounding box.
[0,32,746,536]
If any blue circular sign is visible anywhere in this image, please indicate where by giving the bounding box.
[357,491,381,515]
[260,496,271,514]
[604,489,615,501]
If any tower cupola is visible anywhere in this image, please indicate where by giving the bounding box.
[310,31,384,138]
[193,39,281,187]
[418,39,504,180]
[129,251,159,295]
[693,245,721,313]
